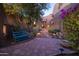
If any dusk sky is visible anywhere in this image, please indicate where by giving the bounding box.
[43,3,55,16]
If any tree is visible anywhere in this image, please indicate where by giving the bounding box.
[0,3,48,46]
[3,4,23,25]
[21,3,48,31]
[22,3,48,22]
[2,3,49,32]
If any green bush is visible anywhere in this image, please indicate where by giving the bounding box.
[29,25,41,37]
[49,28,60,33]
[63,8,79,50]
[11,25,20,32]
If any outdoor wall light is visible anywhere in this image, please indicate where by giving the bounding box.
[47,25,50,28]
[3,24,7,36]
[33,21,36,27]
[42,24,44,27]
[42,24,43,26]
[37,32,41,35]
[34,21,36,25]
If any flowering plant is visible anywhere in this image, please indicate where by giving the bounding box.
[60,5,78,19]
[63,5,79,50]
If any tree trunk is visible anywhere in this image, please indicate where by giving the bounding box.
[28,17,33,32]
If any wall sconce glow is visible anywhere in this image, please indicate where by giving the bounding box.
[37,32,41,35]
[42,24,44,27]
[47,25,50,28]
[34,21,36,25]
[3,25,6,35]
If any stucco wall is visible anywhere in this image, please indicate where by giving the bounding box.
[53,3,70,15]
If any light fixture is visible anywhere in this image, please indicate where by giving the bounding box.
[47,25,50,28]
[37,32,41,35]
[34,21,36,25]
[3,24,7,36]
[42,24,44,28]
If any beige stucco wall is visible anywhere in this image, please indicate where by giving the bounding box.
[53,3,60,15]
[53,3,70,15]
[52,3,71,32]
[7,15,16,25]
[42,14,53,24]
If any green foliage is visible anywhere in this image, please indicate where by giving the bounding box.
[3,3,49,37]
[3,3,48,20]
[30,27,41,37]
[63,8,79,50]
[3,4,22,15]
[22,3,48,23]
[21,3,48,32]
[13,24,20,32]
[49,28,60,33]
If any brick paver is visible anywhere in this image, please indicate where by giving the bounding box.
[0,29,75,56]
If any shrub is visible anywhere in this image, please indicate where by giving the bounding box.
[49,28,60,33]
[63,7,79,50]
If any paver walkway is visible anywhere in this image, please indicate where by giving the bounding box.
[0,28,75,56]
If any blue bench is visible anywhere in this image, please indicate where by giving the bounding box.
[12,30,31,42]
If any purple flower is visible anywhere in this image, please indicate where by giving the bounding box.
[61,9,64,12]
[59,5,79,19]
[60,12,65,19]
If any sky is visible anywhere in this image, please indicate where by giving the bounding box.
[43,3,55,16]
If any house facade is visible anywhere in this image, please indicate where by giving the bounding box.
[42,14,53,28]
[52,3,70,31]
[42,3,71,30]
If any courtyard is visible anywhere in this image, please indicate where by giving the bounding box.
[0,3,79,56]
